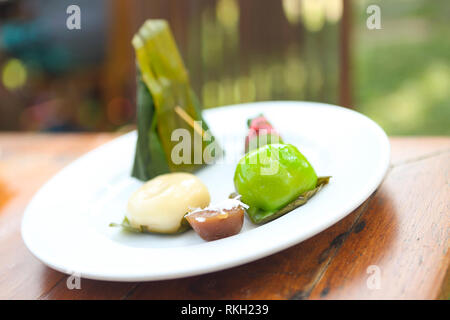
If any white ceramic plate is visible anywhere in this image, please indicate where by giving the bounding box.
[22,101,390,281]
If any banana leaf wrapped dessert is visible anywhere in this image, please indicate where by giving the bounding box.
[235,115,331,224]
[131,20,221,181]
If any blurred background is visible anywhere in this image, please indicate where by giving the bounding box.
[0,0,448,135]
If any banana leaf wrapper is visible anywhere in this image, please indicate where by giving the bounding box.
[109,216,190,234]
[131,20,220,181]
[131,70,170,180]
[231,176,331,225]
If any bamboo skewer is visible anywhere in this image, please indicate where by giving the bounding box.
[174,106,210,139]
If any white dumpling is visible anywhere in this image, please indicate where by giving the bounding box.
[126,173,210,233]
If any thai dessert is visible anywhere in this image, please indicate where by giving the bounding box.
[131,20,221,181]
[234,143,329,224]
[111,173,210,234]
[185,198,248,241]
[111,19,330,241]
[245,114,283,152]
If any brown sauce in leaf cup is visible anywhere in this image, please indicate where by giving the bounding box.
[185,198,248,241]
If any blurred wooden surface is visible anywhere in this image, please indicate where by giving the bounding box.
[0,134,448,300]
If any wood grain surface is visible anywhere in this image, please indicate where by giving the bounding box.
[0,134,448,300]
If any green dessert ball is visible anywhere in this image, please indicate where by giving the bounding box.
[234,144,317,212]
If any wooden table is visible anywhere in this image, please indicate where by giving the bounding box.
[0,134,448,300]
